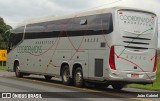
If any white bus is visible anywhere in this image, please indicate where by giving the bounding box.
[7,7,158,90]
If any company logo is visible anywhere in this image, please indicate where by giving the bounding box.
[119,15,154,24]
[2,93,11,98]
[1,93,42,99]
[17,45,42,54]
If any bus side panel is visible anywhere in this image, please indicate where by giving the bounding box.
[88,50,107,80]
[7,52,15,72]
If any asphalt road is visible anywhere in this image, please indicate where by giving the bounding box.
[0,70,159,101]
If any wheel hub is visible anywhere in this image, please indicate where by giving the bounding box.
[16,67,20,75]
[63,69,70,82]
[75,72,82,83]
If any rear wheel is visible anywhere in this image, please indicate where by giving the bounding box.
[74,67,84,87]
[15,64,23,78]
[44,75,52,81]
[112,84,124,90]
[61,66,72,85]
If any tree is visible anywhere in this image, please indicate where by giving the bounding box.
[0,17,12,49]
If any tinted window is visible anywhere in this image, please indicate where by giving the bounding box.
[24,23,46,39]
[8,26,24,50]
[24,13,113,39]
[68,17,88,31]
[25,23,46,33]
[46,19,69,32]
[67,13,113,36]
[67,13,113,35]
[12,33,23,46]
[96,13,113,34]
[24,19,69,39]
[12,26,25,33]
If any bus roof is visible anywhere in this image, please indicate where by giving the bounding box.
[15,6,156,29]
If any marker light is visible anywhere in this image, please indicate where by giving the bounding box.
[119,12,123,14]
[109,46,116,70]
[152,50,157,72]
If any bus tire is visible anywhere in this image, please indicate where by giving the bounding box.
[112,84,124,90]
[15,64,23,78]
[74,67,84,87]
[61,65,72,85]
[44,75,52,81]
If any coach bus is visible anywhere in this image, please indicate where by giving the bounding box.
[7,7,158,90]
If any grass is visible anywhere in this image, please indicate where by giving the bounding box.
[128,76,160,91]
[128,54,160,91]
[0,66,6,70]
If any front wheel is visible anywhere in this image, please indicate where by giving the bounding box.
[74,67,84,87]
[15,65,23,78]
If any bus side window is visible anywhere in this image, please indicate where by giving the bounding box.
[96,13,113,33]
[12,33,23,46]
[8,26,24,49]
[8,33,13,52]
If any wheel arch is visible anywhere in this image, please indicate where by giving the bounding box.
[60,62,70,76]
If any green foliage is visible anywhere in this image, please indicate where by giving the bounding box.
[0,17,12,49]
[0,66,6,70]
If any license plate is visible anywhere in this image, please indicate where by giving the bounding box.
[131,74,139,78]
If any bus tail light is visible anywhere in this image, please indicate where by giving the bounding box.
[109,46,116,70]
[152,50,158,72]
